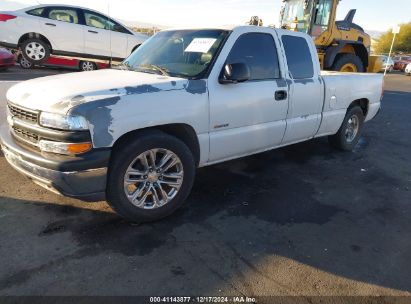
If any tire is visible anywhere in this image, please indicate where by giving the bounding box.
[0,67,8,72]
[106,130,196,223]
[329,106,365,151]
[79,61,97,72]
[21,38,50,64]
[331,53,365,73]
[19,55,33,69]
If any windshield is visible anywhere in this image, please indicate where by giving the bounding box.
[281,0,312,33]
[121,29,230,79]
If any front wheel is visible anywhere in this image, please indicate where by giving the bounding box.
[329,106,365,151]
[332,53,365,73]
[106,130,196,223]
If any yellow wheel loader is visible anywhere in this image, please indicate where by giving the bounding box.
[278,0,382,73]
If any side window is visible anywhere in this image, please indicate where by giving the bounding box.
[84,11,107,29]
[107,19,130,34]
[281,35,314,79]
[47,8,79,24]
[26,8,45,17]
[226,33,280,81]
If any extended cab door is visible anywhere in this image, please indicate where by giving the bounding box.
[277,32,324,144]
[40,6,84,54]
[208,28,289,162]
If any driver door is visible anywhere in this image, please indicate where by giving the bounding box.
[207,30,289,162]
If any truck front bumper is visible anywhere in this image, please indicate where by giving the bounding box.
[0,124,109,202]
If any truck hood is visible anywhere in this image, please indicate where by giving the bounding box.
[6,69,200,114]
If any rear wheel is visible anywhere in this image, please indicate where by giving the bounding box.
[106,130,196,223]
[19,55,33,69]
[329,106,365,151]
[332,53,364,73]
[22,38,50,64]
[79,61,97,72]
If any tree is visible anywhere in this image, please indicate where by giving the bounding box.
[374,22,411,54]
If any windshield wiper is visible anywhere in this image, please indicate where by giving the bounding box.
[113,62,131,71]
[138,64,170,76]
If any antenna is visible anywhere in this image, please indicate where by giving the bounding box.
[108,2,113,67]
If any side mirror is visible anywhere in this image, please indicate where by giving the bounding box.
[219,62,251,84]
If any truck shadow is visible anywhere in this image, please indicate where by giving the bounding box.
[1,133,410,294]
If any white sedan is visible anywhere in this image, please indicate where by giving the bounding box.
[0,5,147,64]
[405,63,411,76]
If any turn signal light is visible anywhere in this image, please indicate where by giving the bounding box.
[0,14,17,22]
[39,140,92,155]
[67,143,93,154]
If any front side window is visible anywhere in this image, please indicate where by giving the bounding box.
[282,35,314,79]
[122,29,229,79]
[226,33,280,80]
[48,8,78,24]
[311,0,333,37]
[84,11,107,29]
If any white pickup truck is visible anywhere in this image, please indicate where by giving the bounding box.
[1,26,383,222]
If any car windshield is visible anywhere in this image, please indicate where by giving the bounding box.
[120,29,230,79]
[281,0,313,33]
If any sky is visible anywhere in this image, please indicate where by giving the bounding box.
[1,0,410,33]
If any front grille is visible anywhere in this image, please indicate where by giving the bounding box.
[12,126,39,145]
[8,104,39,124]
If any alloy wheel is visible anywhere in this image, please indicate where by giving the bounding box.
[123,149,184,210]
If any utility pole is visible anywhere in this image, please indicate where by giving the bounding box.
[385,25,400,76]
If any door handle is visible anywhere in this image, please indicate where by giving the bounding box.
[275,90,288,101]
[88,30,98,34]
[45,23,56,27]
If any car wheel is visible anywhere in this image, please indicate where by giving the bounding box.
[22,38,50,64]
[79,61,97,72]
[106,130,196,223]
[19,55,33,69]
[0,67,8,72]
[329,106,365,151]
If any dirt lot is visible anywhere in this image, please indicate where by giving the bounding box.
[0,66,410,299]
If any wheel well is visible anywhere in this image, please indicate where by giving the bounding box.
[350,44,369,70]
[325,42,369,70]
[112,124,201,167]
[18,33,52,50]
[349,99,369,117]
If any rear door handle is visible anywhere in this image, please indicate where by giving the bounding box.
[45,23,56,27]
[275,90,288,101]
[88,30,98,34]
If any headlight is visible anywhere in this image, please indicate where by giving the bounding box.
[39,140,92,155]
[39,112,89,131]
